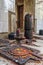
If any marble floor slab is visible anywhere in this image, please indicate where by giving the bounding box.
[0,39,43,65]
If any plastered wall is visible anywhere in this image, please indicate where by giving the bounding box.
[0,0,35,38]
[24,0,35,31]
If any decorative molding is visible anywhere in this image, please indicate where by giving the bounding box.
[17,3,24,6]
[8,11,16,14]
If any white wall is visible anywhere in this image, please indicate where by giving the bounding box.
[35,0,43,34]
[0,0,8,32]
[0,0,15,33]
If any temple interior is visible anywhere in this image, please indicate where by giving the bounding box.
[0,0,43,65]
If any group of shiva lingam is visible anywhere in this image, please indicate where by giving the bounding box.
[16,13,35,44]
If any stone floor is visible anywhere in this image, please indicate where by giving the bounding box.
[0,39,43,65]
[22,39,43,54]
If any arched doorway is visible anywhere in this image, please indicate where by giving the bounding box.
[16,0,24,30]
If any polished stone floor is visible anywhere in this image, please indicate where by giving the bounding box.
[0,39,43,65]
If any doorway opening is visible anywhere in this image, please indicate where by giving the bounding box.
[17,5,24,29]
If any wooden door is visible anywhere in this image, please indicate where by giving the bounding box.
[17,5,23,29]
